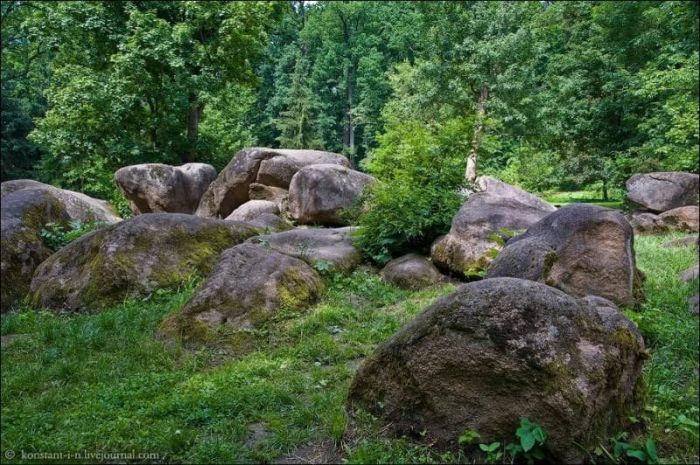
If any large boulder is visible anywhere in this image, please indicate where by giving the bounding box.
[431,177,555,275]
[29,214,259,311]
[1,189,70,312]
[626,171,699,213]
[380,254,445,289]
[158,243,322,347]
[487,204,642,307]
[288,164,375,226]
[248,227,361,273]
[225,200,280,222]
[1,179,121,224]
[346,278,646,463]
[659,206,699,233]
[115,163,216,215]
[196,148,348,218]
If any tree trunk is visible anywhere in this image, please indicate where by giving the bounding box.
[344,65,355,167]
[602,178,609,201]
[465,85,489,183]
[184,92,204,163]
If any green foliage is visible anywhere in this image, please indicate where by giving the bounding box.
[39,219,107,251]
[355,118,465,263]
[507,417,548,464]
[479,442,502,463]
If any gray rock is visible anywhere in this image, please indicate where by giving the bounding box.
[431,178,555,275]
[380,254,444,289]
[196,148,348,218]
[1,179,121,224]
[225,200,280,222]
[626,212,667,235]
[288,164,375,226]
[679,263,699,283]
[243,213,293,232]
[487,204,643,307]
[689,295,699,316]
[626,171,699,213]
[29,213,259,311]
[248,227,361,273]
[662,236,699,249]
[347,278,646,464]
[248,183,288,208]
[1,189,70,312]
[158,243,322,346]
[659,206,699,233]
[115,163,216,214]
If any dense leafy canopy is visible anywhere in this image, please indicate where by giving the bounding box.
[1,0,698,206]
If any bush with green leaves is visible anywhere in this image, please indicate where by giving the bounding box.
[40,220,107,251]
[354,118,467,264]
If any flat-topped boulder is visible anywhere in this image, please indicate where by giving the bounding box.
[248,227,361,273]
[626,171,699,213]
[1,188,70,312]
[115,163,216,214]
[431,177,555,275]
[29,214,259,311]
[1,179,121,224]
[288,164,375,226]
[196,148,348,218]
[347,278,646,463]
[380,254,444,289]
[159,243,322,348]
[487,204,643,307]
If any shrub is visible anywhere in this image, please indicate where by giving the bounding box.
[354,118,466,264]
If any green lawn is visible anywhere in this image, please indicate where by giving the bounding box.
[1,234,698,464]
[544,190,624,210]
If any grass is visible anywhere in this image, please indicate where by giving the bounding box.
[544,190,624,210]
[1,234,698,464]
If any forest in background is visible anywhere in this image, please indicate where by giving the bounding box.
[2,1,698,208]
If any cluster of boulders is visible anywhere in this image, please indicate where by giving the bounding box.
[1,180,121,310]
[5,153,697,463]
[626,171,699,234]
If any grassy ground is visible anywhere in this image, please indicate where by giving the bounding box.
[544,190,624,210]
[1,234,698,464]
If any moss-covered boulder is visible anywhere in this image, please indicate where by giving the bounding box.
[487,204,643,307]
[247,227,361,273]
[158,243,322,348]
[196,148,348,218]
[431,176,555,276]
[1,189,71,312]
[347,278,646,463]
[29,214,260,311]
[1,179,121,224]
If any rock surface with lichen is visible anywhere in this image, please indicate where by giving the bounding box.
[1,188,71,312]
[346,278,646,464]
[29,213,259,311]
[196,148,348,218]
[247,227,361,273]
[487,204,643,307]
[288,164,375,226]
[115,163,216,214]
[626,171,699,213]
[158,243,322,349]
[1,179,121,224]
[431,176,555,276]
